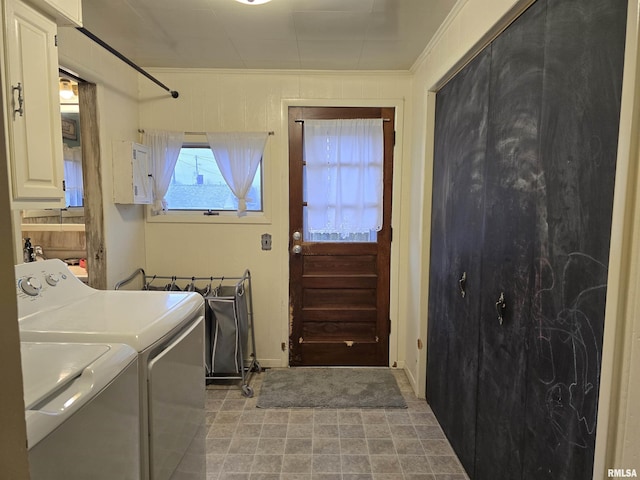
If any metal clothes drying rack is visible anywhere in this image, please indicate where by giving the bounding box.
[115,268,261,397]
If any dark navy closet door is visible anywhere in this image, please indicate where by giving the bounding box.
[427,0,627,478]
[474,2,545,479]
[427,47,490,478]
[522,0,627,478]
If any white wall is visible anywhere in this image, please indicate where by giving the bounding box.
[138,69,413,368]
[56,27,146,288]
[407,0,640,476]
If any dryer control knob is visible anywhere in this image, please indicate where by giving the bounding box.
[19,276,42,296]
[45,273,60,286]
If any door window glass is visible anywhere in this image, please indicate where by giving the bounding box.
[303,119,383,242]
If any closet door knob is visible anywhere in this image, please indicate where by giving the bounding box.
[458,272,467,298]
[495,292,506,325]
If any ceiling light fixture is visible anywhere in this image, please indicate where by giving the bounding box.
[233,0,272,5]
[59,78,74,100]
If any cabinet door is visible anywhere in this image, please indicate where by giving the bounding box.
[522,0,627,478]
[474,2,545,479]
[132,143,152,204]
[427,48,490,477]
[4,0,64,205]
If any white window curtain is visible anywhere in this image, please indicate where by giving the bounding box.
[304,119,384,238]
[143,129,185,214]
[205,132,269,216]
[63,144,83,207]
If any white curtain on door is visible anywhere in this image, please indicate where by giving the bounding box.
[304,119,384,238]
[205,132,269,216]
[143,129,185,214]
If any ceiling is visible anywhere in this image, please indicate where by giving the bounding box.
[79,0,458,70]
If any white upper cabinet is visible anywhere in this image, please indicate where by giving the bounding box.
[24,0,81,26]
[3,0,65,207]
[113,141,153,205]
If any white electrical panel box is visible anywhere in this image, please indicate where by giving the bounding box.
[112,141,153,205]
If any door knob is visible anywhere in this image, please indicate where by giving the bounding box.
[458,272,467,298]
[292,245,302,254]
[292,231,301,241]
[495,292,506,325]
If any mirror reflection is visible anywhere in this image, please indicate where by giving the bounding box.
[21,73,85,225]
[19,71,87,278]
[60,76,83,208]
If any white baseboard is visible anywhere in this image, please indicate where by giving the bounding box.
[403,365,425,399]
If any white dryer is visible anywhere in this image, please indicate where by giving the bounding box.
[22,341,139,479]
[15,259,206,480]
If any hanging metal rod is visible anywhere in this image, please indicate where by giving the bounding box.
[76,27,179,99]
[58,68,87,84]
[138,129,274,136]
[295,118,390,122]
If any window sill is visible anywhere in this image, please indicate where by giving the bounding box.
[145,209,272,225]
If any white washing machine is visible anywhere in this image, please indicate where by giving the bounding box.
[22,341,139,479]
[15,259,206,480]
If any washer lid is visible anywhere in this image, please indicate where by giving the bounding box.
[19,291,204,351]
[22,342,113,409]
[21,342,137,448]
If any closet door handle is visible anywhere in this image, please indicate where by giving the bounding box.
[495,292,506,325]
[458,272,467,298]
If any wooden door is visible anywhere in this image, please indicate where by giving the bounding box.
[474,3,545,479]
[427,48,490,477]
[427,0,626,478]
[522,0,627,478]
[288,106,394,366]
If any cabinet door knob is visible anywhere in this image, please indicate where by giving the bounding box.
[495,292,506,325]
[12,83,23,117]
[458,272,467,298]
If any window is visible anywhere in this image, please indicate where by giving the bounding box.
[164,145,263,212]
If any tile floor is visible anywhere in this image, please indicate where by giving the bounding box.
[205,369,469,480]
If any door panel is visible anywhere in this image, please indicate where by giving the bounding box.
[148,317,205,480]
[6,0,64,203]
[522,0,627,478]
[474,2,545,479]
[427,48,491,477]
[289,107,394,366]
